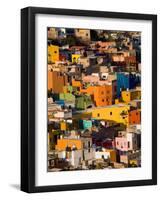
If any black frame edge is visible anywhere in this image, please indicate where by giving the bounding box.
[21,7,29,192]
[21,7,35,193]
[152,15,157,185]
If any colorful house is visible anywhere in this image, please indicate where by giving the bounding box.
[106,149,117,162]
[79,119,92,130]
[56,137,95,168]
[72,80,82,89]
[128,109,141,125]
[121,89,141,102]
[55,136,92,151]
[63,85,78,94]
[75,95,93,110]
[116,72,141,97]
[88,104,130,125]
[48,45,59,63]
[72,54,81,63]
[80,84,116,107]
[48,71,68,93]
[115,132,138,151]
[59,93,75,102]
[60,121,72,131]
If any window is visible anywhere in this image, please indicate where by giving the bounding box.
[88,141,90,148]
[88,141,91,153]
[102,99,104,102]
[128,141,130,148]
[54,51,57,54]
[101,91,104,94]
[97,113,100,117]
[110,112,112,115]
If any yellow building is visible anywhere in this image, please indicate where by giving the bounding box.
[72,54,81,63]
[121,89,141,103]
[60,121,67,131]
[48,45,59,63]
[88,104,130,125]
[115,99,120,104]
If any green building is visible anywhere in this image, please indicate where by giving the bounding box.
[76,95,92,110]
[59,93,75,102]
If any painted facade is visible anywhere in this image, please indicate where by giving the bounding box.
[48,45,59,63]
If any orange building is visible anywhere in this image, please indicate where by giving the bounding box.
[106,149,116,162]
[80,84,115,107]
[55,136,92,151]
[125,56,136,64]
[48,71,68,93]
[56,138,82,151]
[112,54,125,62]
[129,109,141,125]
[72,80,82,90]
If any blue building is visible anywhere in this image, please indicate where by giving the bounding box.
[55,100,65,107]
[117,72,141,97]
[79,119,92,130]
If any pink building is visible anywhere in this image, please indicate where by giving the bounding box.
[83,75,99,83]
[97,41,116,49]
[115,133,138,151]
[115,137,129,151]
[82,75,113,86]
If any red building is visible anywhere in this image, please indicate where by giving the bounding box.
[129,109,141,125]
